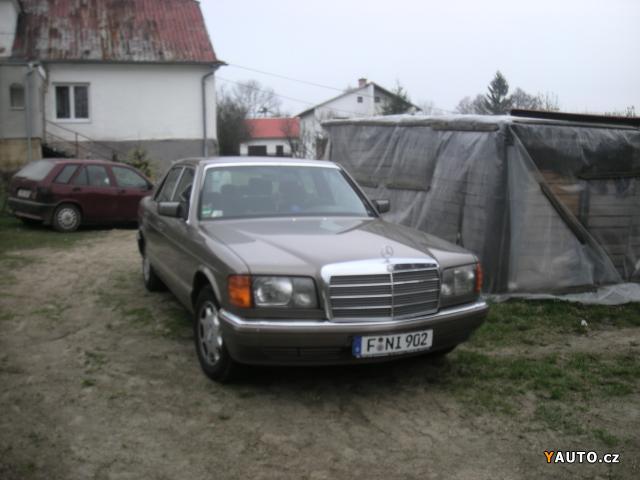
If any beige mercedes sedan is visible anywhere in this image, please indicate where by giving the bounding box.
[137,157,488,382]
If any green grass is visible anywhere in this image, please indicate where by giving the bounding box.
[0,215,100,260]
[471,299,640,348]
[443,350,639,404]
[447,300,640,443]
[96,269,191,339]
[81,378,96,388]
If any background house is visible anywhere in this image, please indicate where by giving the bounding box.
[240,118,299,157]
[0,0,222,172]
[298,78,419,158]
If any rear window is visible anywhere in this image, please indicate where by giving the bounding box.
[53,165,78,184]
[15,160,55,181]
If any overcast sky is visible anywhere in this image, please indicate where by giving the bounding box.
[202,0,639,115]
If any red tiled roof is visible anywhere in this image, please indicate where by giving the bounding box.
[246,118,300,139]
[12,0,218,63]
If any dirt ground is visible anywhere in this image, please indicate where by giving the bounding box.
[0,229,638,480]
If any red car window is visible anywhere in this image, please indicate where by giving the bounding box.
[53,164,78,184]
[86,165,111,187]
[112,166,148,189]
[73,167,89,185]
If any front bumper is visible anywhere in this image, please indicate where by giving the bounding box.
[218,301,489,365]
[8,197,55,223]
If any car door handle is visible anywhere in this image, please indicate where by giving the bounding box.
[118,189,127,194]
[72,187,82,192]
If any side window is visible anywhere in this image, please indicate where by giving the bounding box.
[86,165,111,187]
[10,83,25,109]
[112,166,148,189]
[173,168,195,202]
[73,167,88,185]
[155,167,183,202]
[54,165,78,184]
[55,84,90,120]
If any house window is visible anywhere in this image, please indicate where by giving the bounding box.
[248,145,267,156]
[10,83,25,109]
[55,84,89,120]
[357,96,363,103]
[276,145,284,157]
[375,96,381,103]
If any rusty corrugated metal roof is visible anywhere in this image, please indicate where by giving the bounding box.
[12,0,218,64]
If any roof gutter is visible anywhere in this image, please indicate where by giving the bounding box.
[202,61,226,157]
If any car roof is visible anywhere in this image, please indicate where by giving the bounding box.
[41,158,124,166]
[171,156,339,169]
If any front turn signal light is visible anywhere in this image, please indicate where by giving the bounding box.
[475,263,483,294]
[228,275,253,308]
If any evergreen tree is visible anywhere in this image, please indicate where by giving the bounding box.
[381,82,413,115]
[482,71,512,114]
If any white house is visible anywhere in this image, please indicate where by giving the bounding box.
[0,0,223,172]
[298,78,420,158]
[240,118,300,157]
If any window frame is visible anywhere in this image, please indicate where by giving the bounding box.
[54,83,91,122]
[154,166,184,202]
[10,83,25,110]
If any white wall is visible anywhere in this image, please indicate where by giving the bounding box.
[299,84,381,158]
[239,138,293,156]
[0,0,19,58]
[44,63,217,143]
[299,84,400,158]
[0,64,45,139]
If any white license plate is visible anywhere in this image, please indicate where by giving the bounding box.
[17,189,31,199]
[353,329,433,358]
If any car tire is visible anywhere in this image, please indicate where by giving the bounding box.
[142,254,165,292]
[194,286,237,383]
[52,203,82,232]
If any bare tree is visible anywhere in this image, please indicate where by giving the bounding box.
[455,94,485,114]
[604,105,637,117]
[280,118,303,158]
[232,80,282,118]
[510,88,542,110]
[456,72,561,114]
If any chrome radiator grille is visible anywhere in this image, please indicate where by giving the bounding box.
[329,264,440,320]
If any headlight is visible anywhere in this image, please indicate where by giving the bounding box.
[253,276,318,308]
[440,264,481,307]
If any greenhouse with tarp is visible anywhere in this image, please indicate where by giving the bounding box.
[323,111,640,304]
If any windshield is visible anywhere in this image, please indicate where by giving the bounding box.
[199,165,374,220]
[15,160,56,181]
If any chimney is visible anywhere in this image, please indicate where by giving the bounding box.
[358,78,367,88]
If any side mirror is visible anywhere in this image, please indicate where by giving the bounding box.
[373,199,390,214]
[157,201,182,218]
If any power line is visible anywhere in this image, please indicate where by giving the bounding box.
[226,62,458,114]
[227,63,345,94]
[217,76,369,118]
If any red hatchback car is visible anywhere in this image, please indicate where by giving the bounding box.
[8,159,153,232]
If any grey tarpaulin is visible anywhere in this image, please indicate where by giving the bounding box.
[323,114,640,304]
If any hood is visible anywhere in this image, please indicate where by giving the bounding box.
[199,217,475,276]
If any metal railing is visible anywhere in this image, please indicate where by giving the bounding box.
[44,120,129,162]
